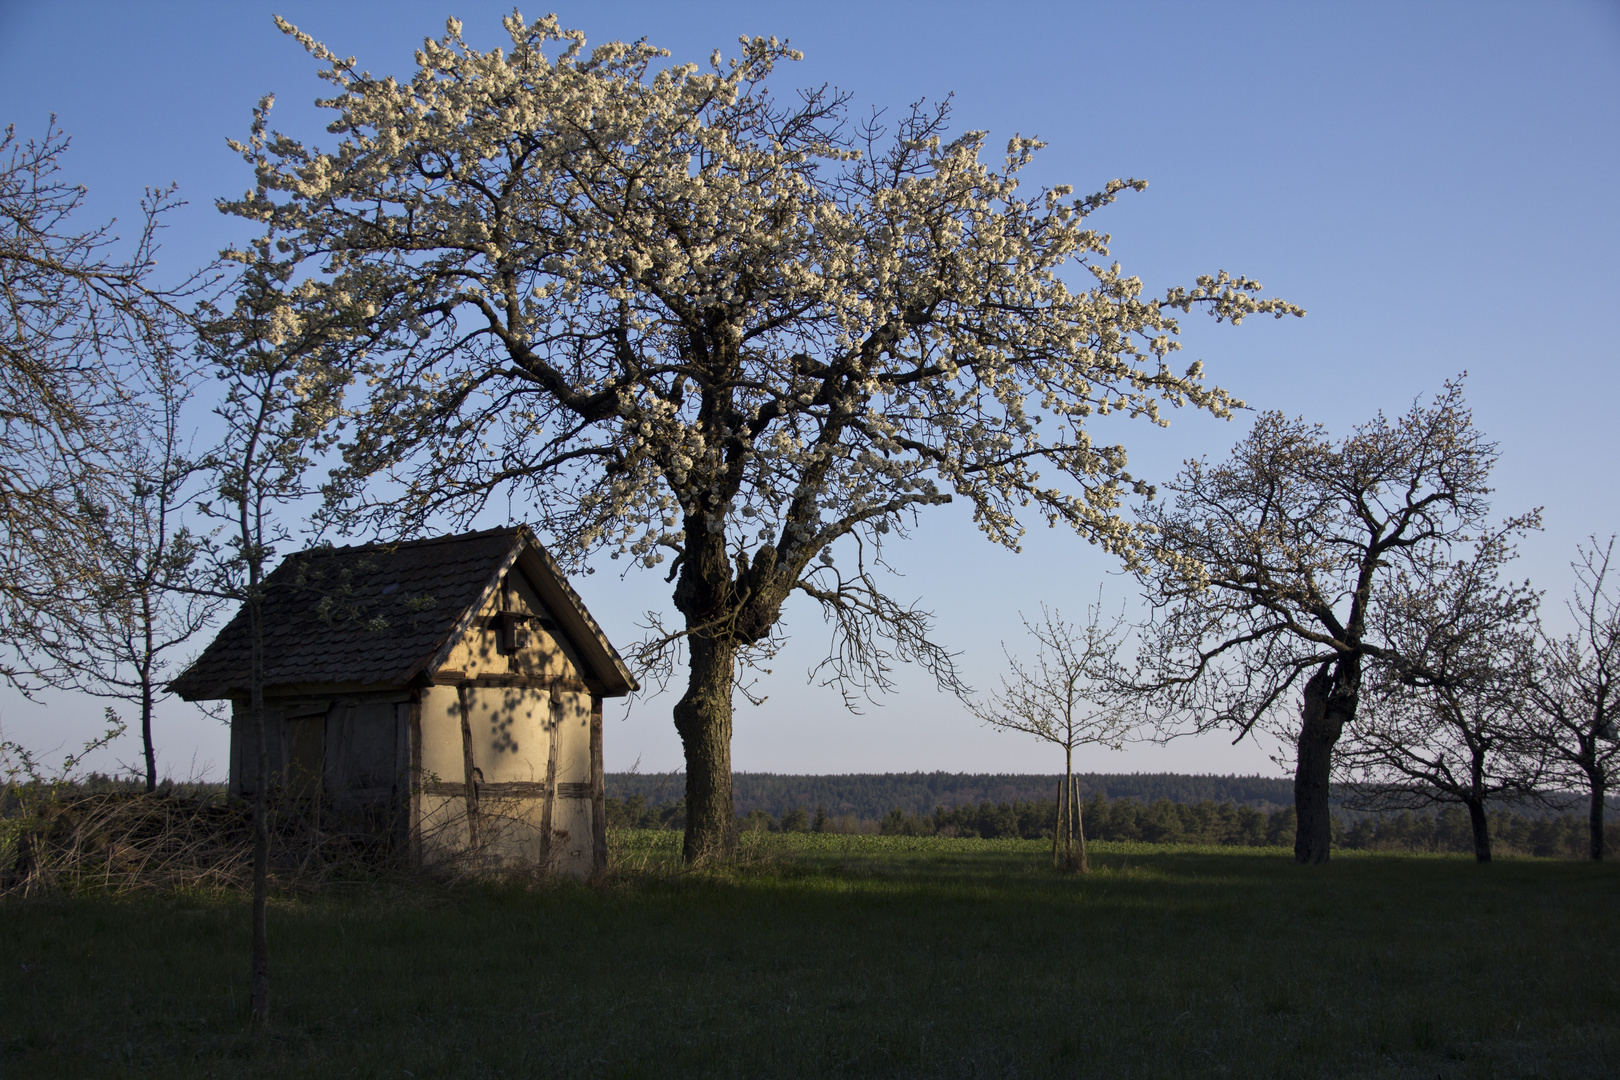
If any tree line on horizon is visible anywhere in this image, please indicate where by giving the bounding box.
[607,770,1303,819]
[605,770,1609,823]
[604,790,1613,860]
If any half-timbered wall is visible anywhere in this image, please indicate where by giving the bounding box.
[415,683,595,876]
[413,567,599,874]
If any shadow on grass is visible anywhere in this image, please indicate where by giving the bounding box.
[1,834,1616,1079]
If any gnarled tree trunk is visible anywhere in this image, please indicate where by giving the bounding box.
[1465,797,1492,863]
[671,503,743,865]
[670,481,795,864]
[1295,658,1358,864]
[674,633,738,865]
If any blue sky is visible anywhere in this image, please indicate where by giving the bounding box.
[2,1,1617,781]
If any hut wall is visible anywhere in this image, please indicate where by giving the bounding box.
[548,688,596,875]
[417,683,472,856]
[416,683,598,877]
[324,698,411,845]
[228,692,413,850]
[227,701,283,799]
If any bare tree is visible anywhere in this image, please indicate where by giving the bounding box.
[221,15,1300,862]
[52,350,222,790]
[972,601,1133,871]
[1336,524,1545,862]
[0,119,203,690]
[1523,537,1620,861]
[1134,381,1504,863]
[192,240,347,1026]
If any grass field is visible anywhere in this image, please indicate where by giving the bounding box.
[1,832,1616,1079]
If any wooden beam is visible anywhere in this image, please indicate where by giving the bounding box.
[422,780,550,799]
[431,672,587,692]
[539,683,561,871]
[590,694,606,874]
[393,701,410,857]
[458,684,480,851]
[408,692,423,869]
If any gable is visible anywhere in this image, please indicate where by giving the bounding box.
[435,566,589,682]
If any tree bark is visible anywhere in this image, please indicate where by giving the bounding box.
[1465,797,1492,863]
[674,633,738,865]
[141,596,157,793]
[1295,658,1357,865]
[140,675,157,793]
[1073,771,1089,874]
[1050,774,1064,868]
[1589,779,1606,862]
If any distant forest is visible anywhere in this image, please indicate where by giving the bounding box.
[606,772,1298,819]
[602,772,1614,859]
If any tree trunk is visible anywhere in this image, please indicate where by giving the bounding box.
[1053,750,1085,874]
[140,674,157,793]
[1050,774,1064,869]
[1294,658,1357,865]
[247,590,270,1026]
[142,601,157,793]
[674,633,738,865]
[1073,771,1089,874]
[1465,797,1492,863]
[1461,741,1493,864]
[1589,780,1606,862]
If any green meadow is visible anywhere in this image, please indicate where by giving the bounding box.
[1,833,1615,1079]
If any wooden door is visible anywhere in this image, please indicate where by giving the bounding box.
[286,713,326,801]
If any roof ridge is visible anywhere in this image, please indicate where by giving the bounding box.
[296,524,528,556]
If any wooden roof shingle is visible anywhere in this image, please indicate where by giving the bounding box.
[169,526,635,699]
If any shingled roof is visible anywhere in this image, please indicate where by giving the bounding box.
[169,526,635,700]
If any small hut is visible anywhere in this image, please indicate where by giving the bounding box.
[170,526,636,876]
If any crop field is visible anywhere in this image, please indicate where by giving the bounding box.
[1,832,1616,1079]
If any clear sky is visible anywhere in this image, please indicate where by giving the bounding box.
[2,1,1617,783]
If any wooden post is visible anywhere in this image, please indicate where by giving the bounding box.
[539,684,561,871]
[458,684,480,852]
[407,691,423,868]
[590,695,607,873]
[1074,773,1089,873]
[1051,775,1064,868]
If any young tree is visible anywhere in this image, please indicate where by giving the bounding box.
[222,15,1300,863]
[0,120,199,690]
[53,351,222,791]
[1336,525,1544,863]
[1523,537,1620,861]
[193,239,346,1025]
[972,602,1133,871]
[1134,382,1503,863]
